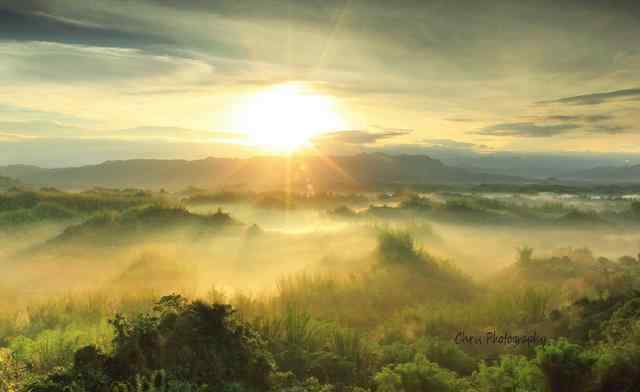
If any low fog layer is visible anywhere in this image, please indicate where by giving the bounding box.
[2,186,640,303]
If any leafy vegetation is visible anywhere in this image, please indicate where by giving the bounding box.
[2,187,640,391]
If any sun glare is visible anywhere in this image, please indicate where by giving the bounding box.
[232,83,346,153]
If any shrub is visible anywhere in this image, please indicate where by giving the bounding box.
[374,354,472,392]
[376,229,425,268]
[381,337,476,376]
[473,355,544,392]
[0,348,32,392]
[535,339,595,392]
[592,321,640,392]
[29,295,275,391]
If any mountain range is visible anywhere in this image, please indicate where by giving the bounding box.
[2,153,639,190]
[0,153,525,190]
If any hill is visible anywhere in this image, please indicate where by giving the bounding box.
[0,153,524,190]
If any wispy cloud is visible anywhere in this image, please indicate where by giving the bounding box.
[446,117,476,123]
[313,129,411,145]
[537,88,640,105]
[541,114,612,123]
[0,121,247,142]
[586,125,628,135]
[115,127,247,142]
[422,139,488,150]
[477,122,580,137]
[0,41,214,84]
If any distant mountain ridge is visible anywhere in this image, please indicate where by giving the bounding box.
[0,153,526,190]
[565,164,640,182]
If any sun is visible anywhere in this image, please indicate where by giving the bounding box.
[232,83,346,153]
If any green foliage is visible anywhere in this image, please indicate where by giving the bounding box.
[381,337,476,376]
[29,295,275,392]
[592,321,640,392]
[54,204,234,245]
[516,246,533,265]
[377,229,422,266]
[9,321,112,373]
[535,339,595,392]
[399,196,432,212]
[0,188,159,216]
[257,306,378,389]
[472,355,544,392]
[108,295,274,389]
[272,373,336,392]
[374,354,473,392]
[0,348,33,392]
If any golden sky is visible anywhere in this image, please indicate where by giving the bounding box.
[1,0,639,166]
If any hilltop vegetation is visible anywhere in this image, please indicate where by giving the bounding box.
[0,176,19,191]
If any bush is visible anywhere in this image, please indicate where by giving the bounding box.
[473,355,544,392]
[0,348,33,391]
[374,354,472,392]
[535,339,595,392]
[592,321,640,392]
[30,295,275,391]
[376,229,423,267]
[381,337,475,376]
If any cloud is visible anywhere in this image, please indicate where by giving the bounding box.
[0,121,84,137]
[477,122,580,137]
[2,0,640,162]
[116,127,247,142]
[0,104,93,125]
[538,88,640,105]
[422,139,488,150]
[0,7,166,48]
[313,129,411,145]
[446,117,475,123]
[586,125,628,135]
[0,121,247,142]
[542,114,612,123]
[372,125,414,133]
[0,41,214,84]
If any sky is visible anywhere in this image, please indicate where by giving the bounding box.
[1,0,639,167]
